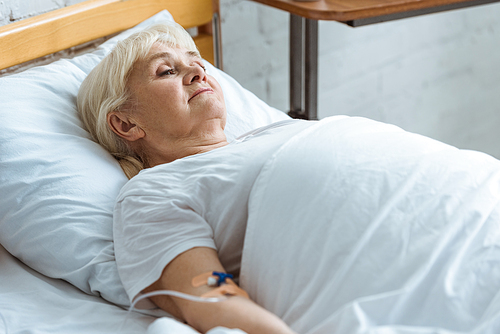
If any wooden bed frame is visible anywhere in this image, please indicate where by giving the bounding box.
[0,0,222,71]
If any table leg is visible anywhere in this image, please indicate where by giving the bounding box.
[289,14,304,118]
[288,15,318,120]
[305,18,318,120]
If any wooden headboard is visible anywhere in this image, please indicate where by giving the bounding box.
[0,0,222,71]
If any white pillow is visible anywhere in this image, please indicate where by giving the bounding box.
[0,10,289,306]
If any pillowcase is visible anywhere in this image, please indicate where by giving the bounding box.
[0,10,289,306]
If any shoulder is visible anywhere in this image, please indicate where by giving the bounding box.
[115,163,181,202]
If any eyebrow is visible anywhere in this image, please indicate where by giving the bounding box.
[146,50,201,65]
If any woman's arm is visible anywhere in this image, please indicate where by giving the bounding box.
[143,247,296,334]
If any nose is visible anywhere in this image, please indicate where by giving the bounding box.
[184,64,207,85]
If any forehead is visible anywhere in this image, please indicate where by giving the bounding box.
[143,43,200,65]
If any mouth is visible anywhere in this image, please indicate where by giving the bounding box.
[189,87,214,102]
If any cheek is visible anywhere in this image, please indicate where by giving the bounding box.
[208,76,224,98]
[147,86,186,115]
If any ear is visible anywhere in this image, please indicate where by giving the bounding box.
[107,111,145,142]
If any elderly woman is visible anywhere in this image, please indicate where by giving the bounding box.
[78,23,299,333]
[78,20,500,334]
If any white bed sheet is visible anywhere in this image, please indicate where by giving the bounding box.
[0,244,153,333]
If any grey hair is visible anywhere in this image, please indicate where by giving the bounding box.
[77,22,199,179]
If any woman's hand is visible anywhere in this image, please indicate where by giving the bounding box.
[144,247,296,334]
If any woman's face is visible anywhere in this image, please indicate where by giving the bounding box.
[124,43,226,159]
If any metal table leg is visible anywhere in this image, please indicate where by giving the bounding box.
[289,14,304,118]
[305,18,318,120]
[288,14,318,120]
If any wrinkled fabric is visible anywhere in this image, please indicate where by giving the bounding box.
[241,116,500,334]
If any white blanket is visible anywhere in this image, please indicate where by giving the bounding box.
[240,116,500,333]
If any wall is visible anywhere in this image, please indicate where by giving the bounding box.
[220,0,500,158]
[2,0,500,157]
[0,0,83,24]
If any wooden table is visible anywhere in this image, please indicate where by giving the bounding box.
[249,0,500,120]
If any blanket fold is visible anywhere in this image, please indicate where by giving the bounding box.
[241,116,500,334]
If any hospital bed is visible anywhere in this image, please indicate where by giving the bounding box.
[0,1,289,333]
[3,1,500,334]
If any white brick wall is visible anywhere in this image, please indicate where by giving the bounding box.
[318,5,500,156]
[221,0,500,158]
[220,1,289,109]
[0,0,83,25]
[2,0,500,157]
